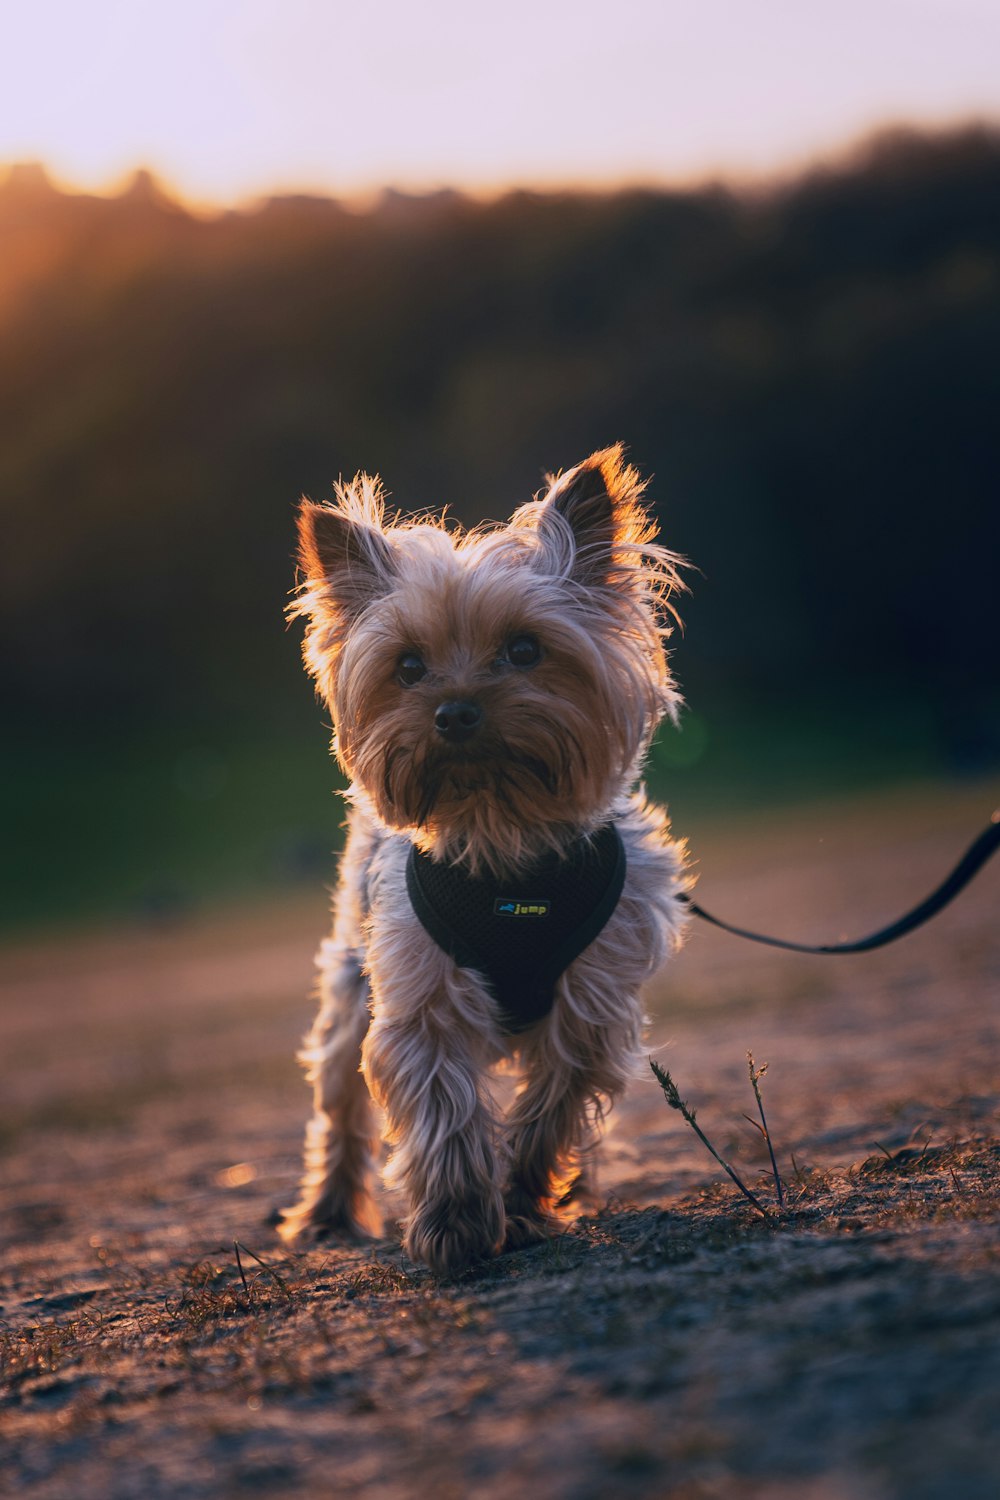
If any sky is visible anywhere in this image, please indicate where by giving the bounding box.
[2,0,999,204]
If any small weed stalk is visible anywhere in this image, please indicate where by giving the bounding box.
[744,1052,785,1208]
[233,1240,293,1302]
[649,1058,773,1219]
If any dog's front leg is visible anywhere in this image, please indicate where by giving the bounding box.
[362,984,506,1275]
[504,994,641,1248]
[504,1063,589,1248]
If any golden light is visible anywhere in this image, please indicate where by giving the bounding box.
[217,1162,258,1188]
[3,1,999,203]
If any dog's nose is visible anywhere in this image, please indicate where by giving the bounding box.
[434,700,483,743]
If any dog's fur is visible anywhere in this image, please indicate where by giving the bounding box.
[278,445,691,1273]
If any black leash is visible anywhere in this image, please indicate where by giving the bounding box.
[682,812,1000,955]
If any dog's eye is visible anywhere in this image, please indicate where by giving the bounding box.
[397,653,427,686]
[504,634,541,668]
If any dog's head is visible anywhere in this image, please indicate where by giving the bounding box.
[291,446,685,873]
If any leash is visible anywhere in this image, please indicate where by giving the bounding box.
[681,811,1000,955]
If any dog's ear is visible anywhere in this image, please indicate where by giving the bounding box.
[296,486,395,619]
[537,444,651,584]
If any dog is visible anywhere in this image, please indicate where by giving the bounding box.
[278,445,691,1273]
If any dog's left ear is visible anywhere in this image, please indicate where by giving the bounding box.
[537,444,651,584]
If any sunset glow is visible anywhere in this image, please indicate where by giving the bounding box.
[4,0,1000,204]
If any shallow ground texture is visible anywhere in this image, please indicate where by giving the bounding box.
[2,781,998,1500]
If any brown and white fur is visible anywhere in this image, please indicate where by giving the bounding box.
[278,445,691,1273]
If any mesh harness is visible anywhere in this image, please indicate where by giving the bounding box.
[405,823,627,1033]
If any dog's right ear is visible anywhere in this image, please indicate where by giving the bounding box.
[296,487,395,620]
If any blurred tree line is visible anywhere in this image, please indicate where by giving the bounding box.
[2,127,998,926]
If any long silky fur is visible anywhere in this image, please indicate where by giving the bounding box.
[278,445,692,1273]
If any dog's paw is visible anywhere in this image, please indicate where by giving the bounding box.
[554,1165,598,1209]
[404,1192,505,1275]
[275,1193,381,1246]
[502,1180,571,1251]
[502,1206,565,1252]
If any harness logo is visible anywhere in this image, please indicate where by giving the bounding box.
[494,898,551,918]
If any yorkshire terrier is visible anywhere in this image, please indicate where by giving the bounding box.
[278,445,690,1273]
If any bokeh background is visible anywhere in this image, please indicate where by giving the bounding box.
[3,0,999,936]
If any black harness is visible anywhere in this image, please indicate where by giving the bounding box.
[406,823,626,1033]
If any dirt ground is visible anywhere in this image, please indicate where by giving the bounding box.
[2,780,998,1500]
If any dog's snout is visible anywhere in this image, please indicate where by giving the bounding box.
[434,700,483,743]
